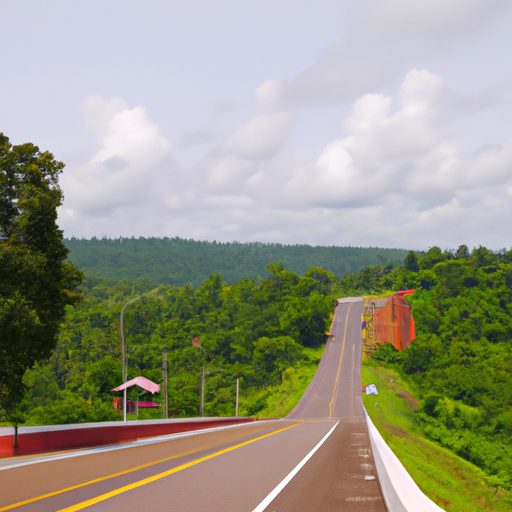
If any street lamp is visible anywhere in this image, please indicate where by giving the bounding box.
[120,296,142,423]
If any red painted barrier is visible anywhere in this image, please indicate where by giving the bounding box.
[0,417,255,458]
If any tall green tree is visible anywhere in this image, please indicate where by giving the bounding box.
[0,133,83,418]
[404,251,420,272]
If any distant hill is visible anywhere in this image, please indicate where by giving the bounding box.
[64,237,409,287]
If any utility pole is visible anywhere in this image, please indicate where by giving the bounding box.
[163,347,168,419]
[236,377,239,417]
[200,365,205,417]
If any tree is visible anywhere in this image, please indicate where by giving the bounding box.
[455,244,470,260]
[419,246,446,270]
[0,133,83,419]
[404,251,420,272]
[253,336,302,384]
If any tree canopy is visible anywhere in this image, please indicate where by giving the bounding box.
[63,236,408,288]
[14,262,337,424]
[0,133,83,419]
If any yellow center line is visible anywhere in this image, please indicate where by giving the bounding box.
[350,343,355,415]
[54,422,301,512]
[0,423,292,512]
[328,303,350,419]
[302,419,338,424]
[0,441,233,512]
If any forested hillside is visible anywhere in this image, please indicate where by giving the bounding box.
[16,263,340,425]
[349,245,512,490]
[64,237,408,287]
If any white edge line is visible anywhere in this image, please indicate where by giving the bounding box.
[0,420,272,472]
[252,421,339,512]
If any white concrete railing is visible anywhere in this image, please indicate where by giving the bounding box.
[365,410,444,512]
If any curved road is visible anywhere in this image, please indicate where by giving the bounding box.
[0,298,387,511]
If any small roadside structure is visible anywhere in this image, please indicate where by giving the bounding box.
[112,376,161,416]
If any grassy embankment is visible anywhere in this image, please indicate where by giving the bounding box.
[241,345,325,419]
[362,363,512,511]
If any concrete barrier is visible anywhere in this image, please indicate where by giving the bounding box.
[0,417,255,458]
[365,410,444,512]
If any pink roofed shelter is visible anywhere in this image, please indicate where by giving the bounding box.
[112,376,161,417]
[113,376,161,394]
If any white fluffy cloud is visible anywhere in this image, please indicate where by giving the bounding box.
[280,69,512,248]
[206,68,512,248]
[60,96,177,236]
[59,66,512,250]
[205,113,293,191]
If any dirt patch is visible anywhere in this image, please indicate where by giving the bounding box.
[396,390,419,410]
[381,422,411,439]
[431,493,451,508]
[380,421,429,449]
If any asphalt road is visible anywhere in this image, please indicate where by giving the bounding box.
[0,299,387,511]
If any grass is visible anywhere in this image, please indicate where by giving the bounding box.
[240,345,325,419]
[362,363,512,511]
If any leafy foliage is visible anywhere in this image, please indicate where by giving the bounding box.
[361,244,512,489]
[0,134,83,420]
[17,263,337,424]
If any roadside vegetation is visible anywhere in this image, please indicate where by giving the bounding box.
[244,344,325,418]
[355,244,512,508]
[363,364,512,511]
[8,263,337,426]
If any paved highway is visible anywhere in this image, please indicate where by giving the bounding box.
[0,298,387,511]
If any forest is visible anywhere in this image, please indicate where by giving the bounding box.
[64,236,408,287]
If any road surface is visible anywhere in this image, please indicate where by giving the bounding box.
[0,298,387,511]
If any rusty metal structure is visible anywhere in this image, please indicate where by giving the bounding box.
[363,292,415,352]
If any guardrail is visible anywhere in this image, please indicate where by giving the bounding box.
[0,417,255,458]
[365,411,443,512]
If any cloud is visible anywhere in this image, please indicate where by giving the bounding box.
[60,95,176,232]
[59,68,512,251]
[284,70,456,208]
[82,95,129,137]
[358,0,510,40]
[201,112,293,192]
[278,68,512,248]
[217,112,293,160]
[256,0,512,112]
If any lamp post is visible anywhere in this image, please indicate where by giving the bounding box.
[120,296,142,423]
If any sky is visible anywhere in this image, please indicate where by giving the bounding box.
[2,0,512,251]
